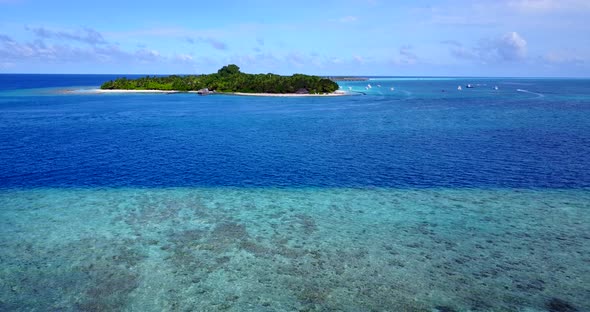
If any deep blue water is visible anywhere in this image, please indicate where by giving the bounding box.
[1,75,589,188]
[0,74,147,91]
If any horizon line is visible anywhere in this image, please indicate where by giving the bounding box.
[0,73,589,79]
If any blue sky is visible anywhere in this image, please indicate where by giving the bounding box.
[0,0,589,76]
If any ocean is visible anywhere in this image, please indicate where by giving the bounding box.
[0,74,588,311]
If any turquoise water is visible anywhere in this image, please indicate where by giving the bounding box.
[1,188,588,311]
[1,75,589,311]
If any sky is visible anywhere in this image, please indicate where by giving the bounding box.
[0,0,589,76]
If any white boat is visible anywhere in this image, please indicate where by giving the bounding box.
[494,86,499,90]
[457,85,462,91]
[367,84,372,89]
[390,87,394,91]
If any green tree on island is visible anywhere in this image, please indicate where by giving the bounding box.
[217,64,241,76]
[100,65,340,94]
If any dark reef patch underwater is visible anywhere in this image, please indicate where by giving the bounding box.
[0,75,589,311]
[1,188,588,311]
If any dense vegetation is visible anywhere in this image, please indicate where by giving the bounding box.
[100,64,340,94]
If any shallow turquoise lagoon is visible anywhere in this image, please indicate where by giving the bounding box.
[1,187,588,311]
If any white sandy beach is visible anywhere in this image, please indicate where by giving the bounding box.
[230,91,349,97]
[63,89,351,96]
[67,89,182,94]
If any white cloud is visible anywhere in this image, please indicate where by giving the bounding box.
[339,16,358,23]
[175,54,193,62]
[185,36,228,50]
[287,52,306,66]
[391,46,418,65]
[507,0,590,12]
[0,33,169,66]
[0,61,15,69]
[330,57,343,64]
[423,0,588,32]
[204,38,227,50]
[0,34,15,43]
[444,32,528,63]
[494,32,527,61]
[25,26,107,45]
[445,43,479,60]
[135,49,162,62]
[440,40,461,47]
[543,51,585,64]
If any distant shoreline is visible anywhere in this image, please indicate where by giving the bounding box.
[62,89,352,97]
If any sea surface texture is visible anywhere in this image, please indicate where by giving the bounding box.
[0,75,588,311]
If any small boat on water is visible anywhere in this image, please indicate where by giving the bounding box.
[466,84,474,88]
[457,85,462,91]
[494,86,499,90]
[390,87,394,91]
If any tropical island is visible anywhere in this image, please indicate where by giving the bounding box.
[100,64,341,95]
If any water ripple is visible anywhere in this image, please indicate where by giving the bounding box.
[1,77,590,188]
